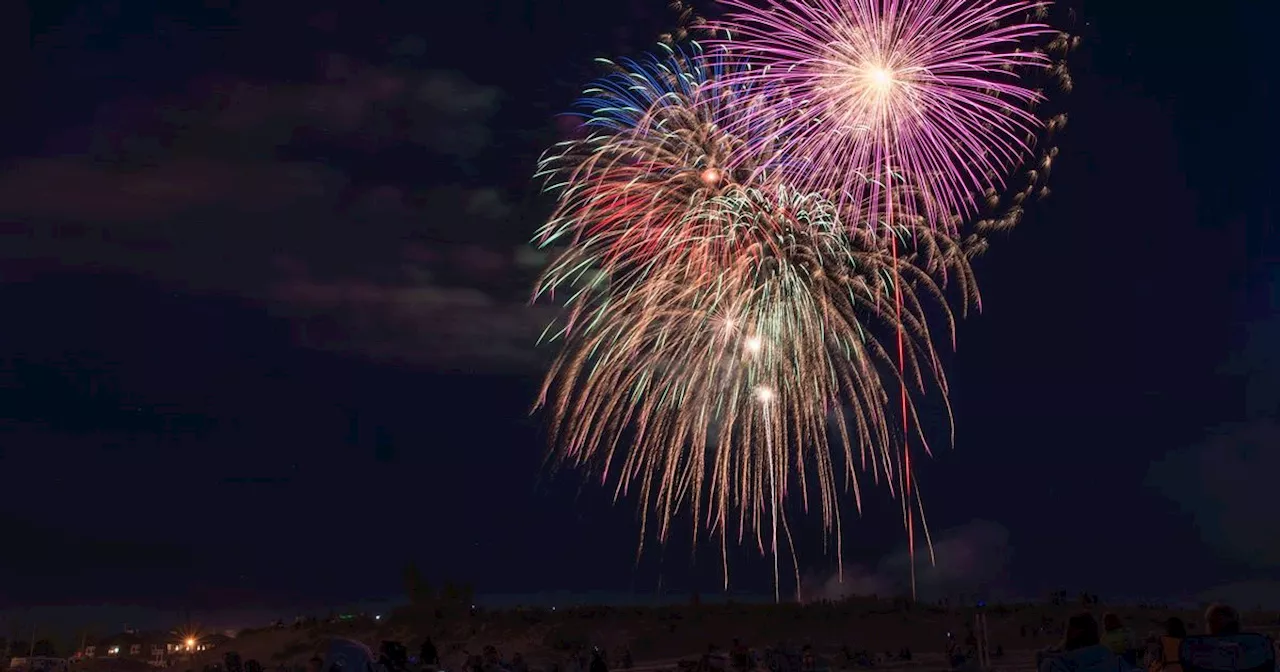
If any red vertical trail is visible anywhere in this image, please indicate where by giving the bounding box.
[890,221,916,600]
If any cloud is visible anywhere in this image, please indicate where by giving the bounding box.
[206,57,500,156]
[0,157,341,224]
[0,54,545,372]
[259,183,553,371]
[1,62,502,222]
[802,520,1014,601]
[271,268,554,373]
[1146,421,1280,567]
[268,239,555,372]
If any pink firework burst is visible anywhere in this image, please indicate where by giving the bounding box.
[710,0,1054,232]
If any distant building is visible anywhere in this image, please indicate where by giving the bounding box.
[190,635,231,653]
[82,633,144,659]
[80,632,229,667]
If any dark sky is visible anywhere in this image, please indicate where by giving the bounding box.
[0,0,1276,626]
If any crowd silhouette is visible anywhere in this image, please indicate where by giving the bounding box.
[1036,604,1275,672]
[192,600,1276,672]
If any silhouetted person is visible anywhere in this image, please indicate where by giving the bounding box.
[420,639,439,667]
[590,649,608,672]
[1150,617,1187,672]
[731,640,750,672]
[1103,613,1137,665]
[1062,613,1101,651]
[1038,612,1131,672]
[1205,604,1241,636]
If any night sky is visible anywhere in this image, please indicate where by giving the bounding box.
[1,0,1276,627]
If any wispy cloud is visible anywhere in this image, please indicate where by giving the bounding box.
[1146,420,1280,568]
[0,55,548,373]
[271,252,555,373]
[802,519,1015,601]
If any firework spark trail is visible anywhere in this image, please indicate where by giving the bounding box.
[537,178,978,598]
[709,0,1054,234]
[534,43,790,281]
[533,45,974,598]
[531,5,1073,596]
[704,1,1072,593]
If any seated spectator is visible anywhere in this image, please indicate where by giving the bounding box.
[1205,605,1241,636]
[1178,606,1273,672]
[1039,612,1134,672]
[1150,617,1187,672]
[1104,613,1138,666]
